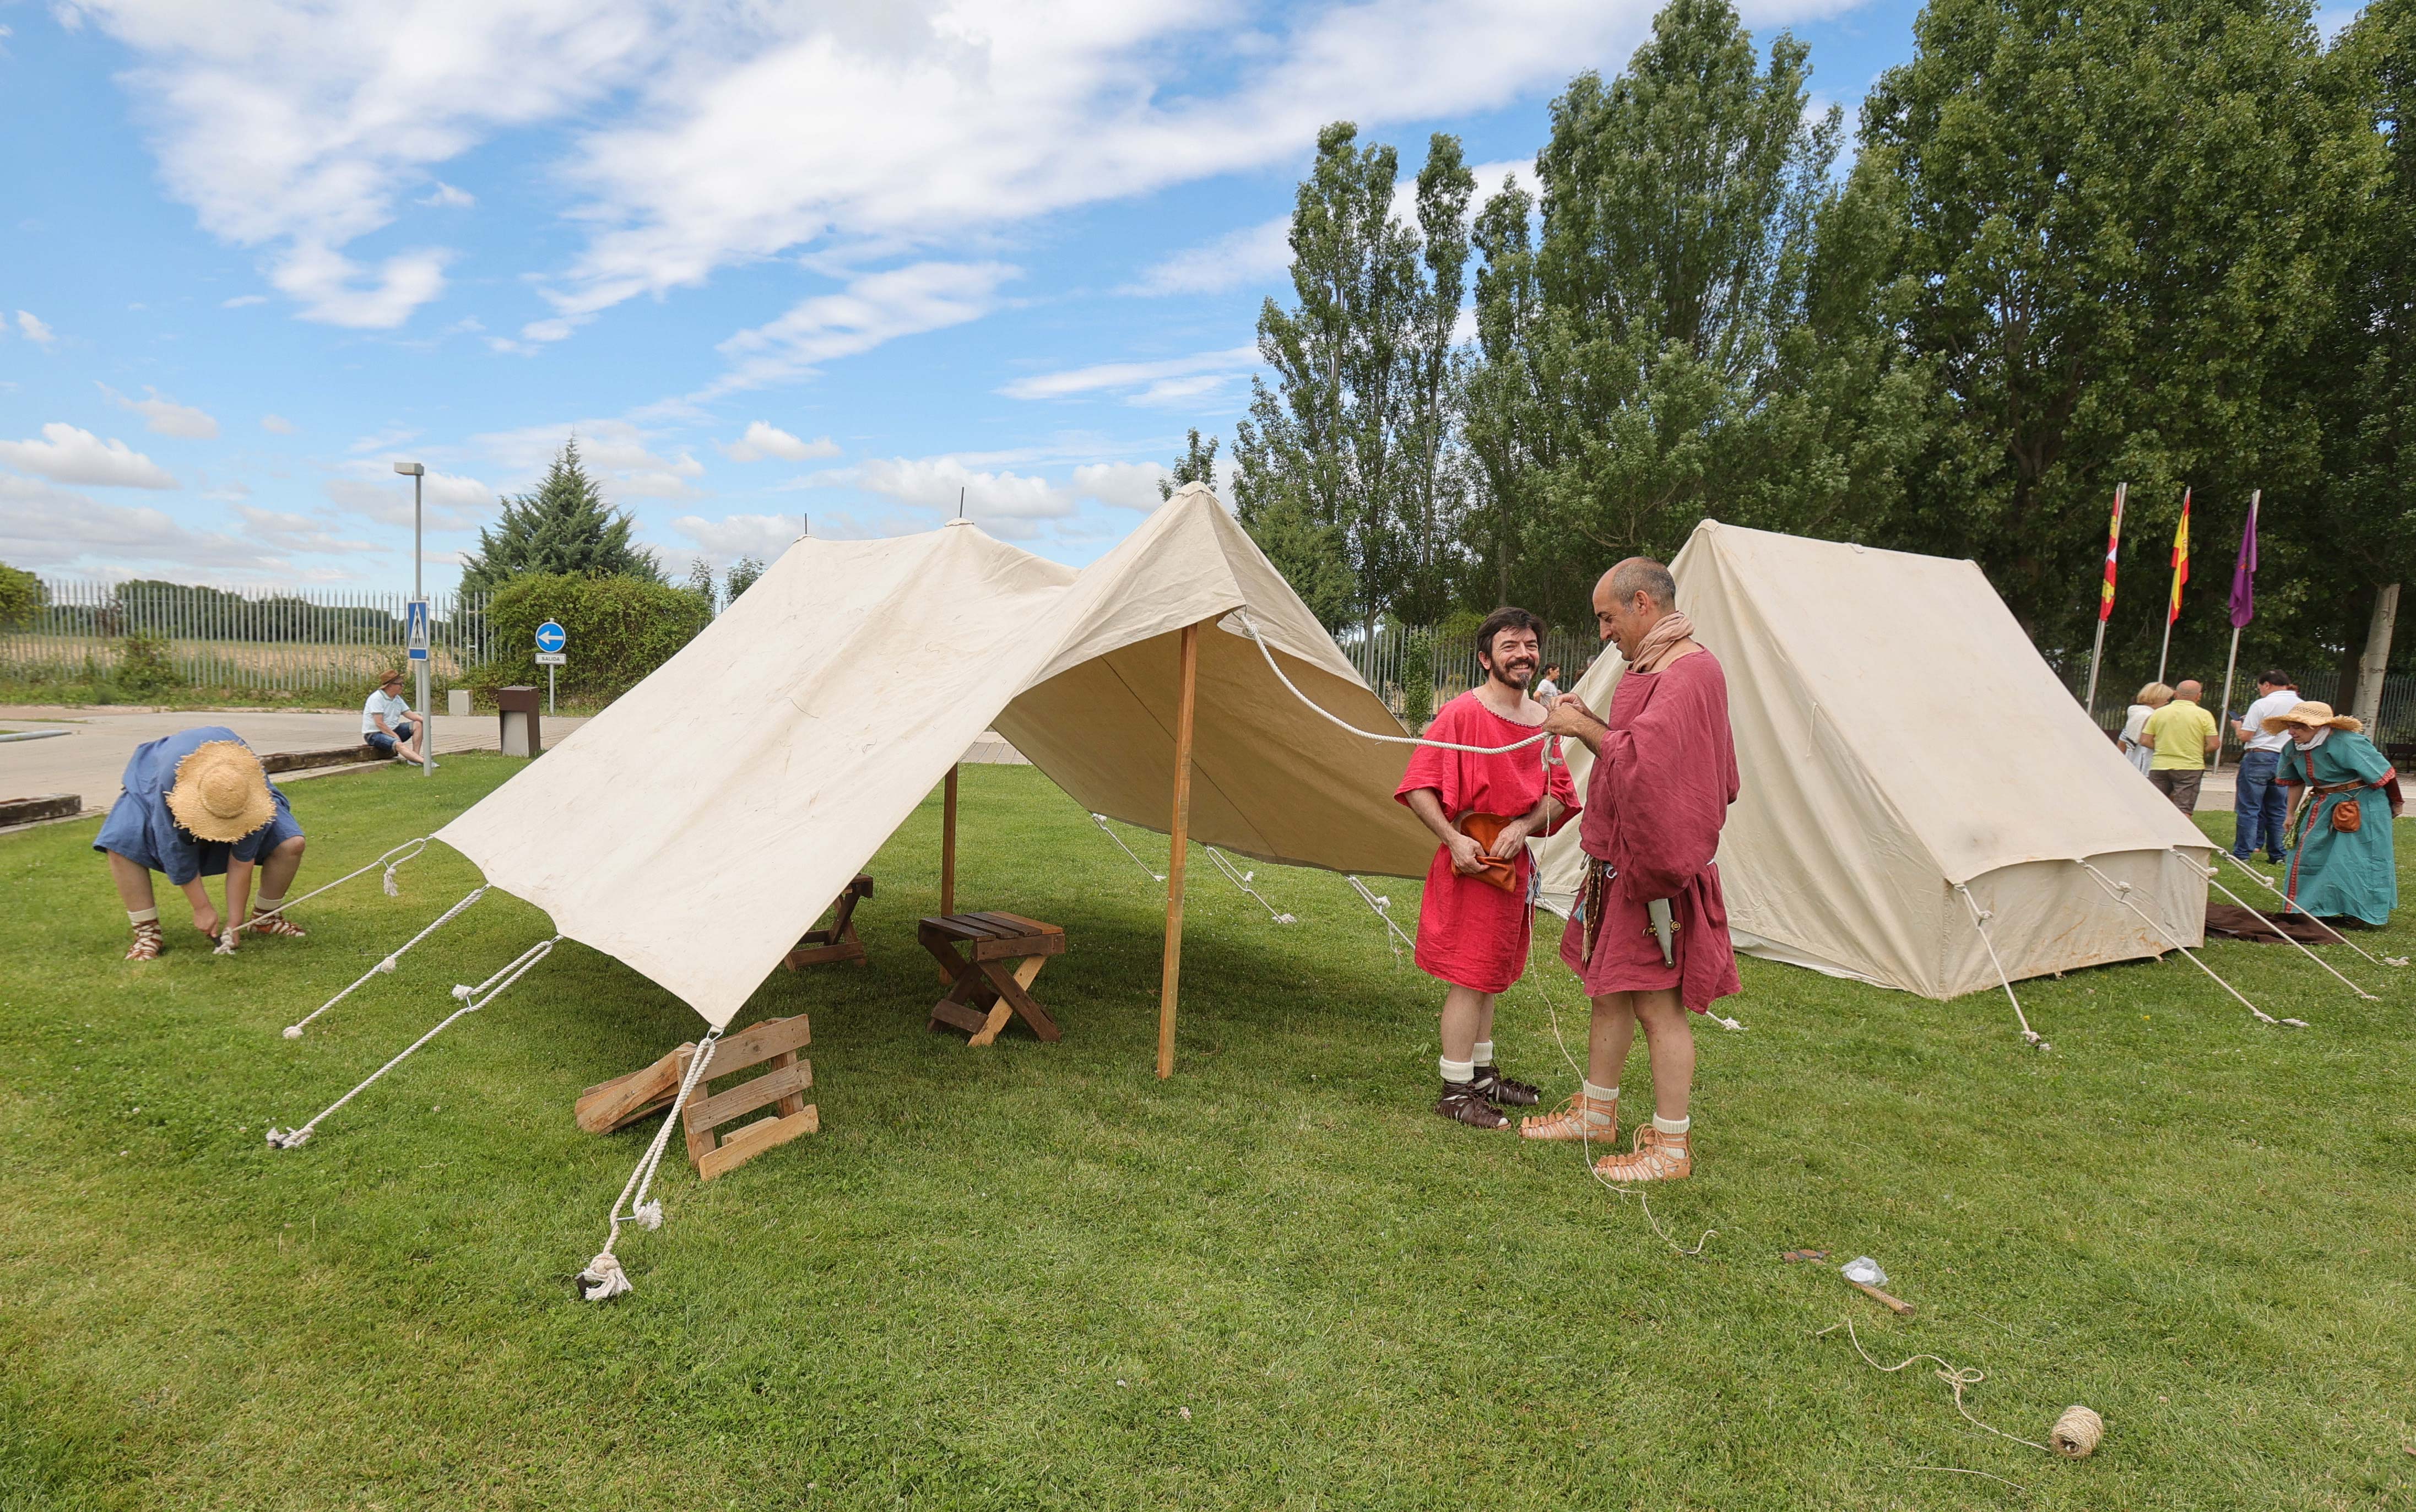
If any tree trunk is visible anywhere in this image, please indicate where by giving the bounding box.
[2333,582,2374,706]
[2354,582,2400,731]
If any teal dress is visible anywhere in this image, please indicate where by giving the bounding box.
[2278,731,2398,926]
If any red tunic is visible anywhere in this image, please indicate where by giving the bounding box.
[1557,647,1742,1012]
[1394,691,1581,993]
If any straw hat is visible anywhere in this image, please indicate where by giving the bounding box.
[165,740,277,842]
[2261,699,2364,736]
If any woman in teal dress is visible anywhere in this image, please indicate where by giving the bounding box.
[2268,701,2401,926]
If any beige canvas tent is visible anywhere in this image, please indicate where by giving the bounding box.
[1537,521,2213,999]
[434,484,1431,1070]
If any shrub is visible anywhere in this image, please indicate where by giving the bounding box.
[0,561,42,629]
[115,632,178,698]
[1401,631,1435,733]
[471,573,713,706]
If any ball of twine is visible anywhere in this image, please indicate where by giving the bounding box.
[2050,1405,2104,1458]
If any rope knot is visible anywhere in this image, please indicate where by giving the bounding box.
[382,868,401,898]
[451,984,474,1002]
[282,1025,304,1040]
[634,1199,664,1231]
[265,1126,310,1150]
[577,1250,632,1302]
[376,956,398,974]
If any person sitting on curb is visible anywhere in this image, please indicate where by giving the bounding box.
[94,728,308,959]
[362,670,435,767]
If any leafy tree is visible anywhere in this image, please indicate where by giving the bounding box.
[725,555,765,603]
[1465,0,1926,624]
[0,561,46,628]
[1158,429,1221,500]
[1235,124,1472,634]
[682,556,718,615]
[1863,0,2369,677]
[458,438,660,595]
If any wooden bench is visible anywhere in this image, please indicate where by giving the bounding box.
[918,912,1066,1045]
[784,872,874,970]
[682,1013,818,1181]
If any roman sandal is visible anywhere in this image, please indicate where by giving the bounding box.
[124,920,165,961]
[1470,1064,1540,1107]
[246,912,307,939]
[1519,1089,1616,1142]
[1435,1081,1511,1129]
[1591,1125,1692,1183]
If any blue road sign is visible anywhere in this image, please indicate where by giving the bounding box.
[405,598,430,662]
[535,620,567,654]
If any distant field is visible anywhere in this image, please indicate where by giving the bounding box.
[0,633,476,696]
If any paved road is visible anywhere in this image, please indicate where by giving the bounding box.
[0,705,591,814]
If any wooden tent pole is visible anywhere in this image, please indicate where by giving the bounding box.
[1157,622,1201,1079]
[939,764,960,985]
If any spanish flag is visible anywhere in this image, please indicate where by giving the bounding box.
[2167,487,2191,625]
[2098,483,2126,622]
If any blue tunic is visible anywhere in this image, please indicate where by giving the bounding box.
[93,726,304,885]
[2277,731,2398,926]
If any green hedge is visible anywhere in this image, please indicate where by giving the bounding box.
[471,575,712,704]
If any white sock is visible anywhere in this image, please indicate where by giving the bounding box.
[1439,1056,1475,1085]
[1583,1080,1619,1104]
[127,907,159,925]
[255,894,284,913]
[1472,1039,1496,1067]
[1653,1114,1692,1136]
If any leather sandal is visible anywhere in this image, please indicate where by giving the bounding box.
[1520,1090,1617,1142]
[1435,1081,1510,1129]
[1592,1125,1692,1182]
[124,921,165,961]
[247,912,307,939]
[1470,1064,1540,1107]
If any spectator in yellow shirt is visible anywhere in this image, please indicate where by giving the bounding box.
[2142,678,2220,814]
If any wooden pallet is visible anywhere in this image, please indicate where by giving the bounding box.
[574,1040,697,1134]
[683,1014,818,1182]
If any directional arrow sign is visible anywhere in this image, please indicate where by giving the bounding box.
[534,620,567,654]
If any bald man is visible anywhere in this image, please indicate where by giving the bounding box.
[1521,558,1741,1182]
[2142,678,2220,815]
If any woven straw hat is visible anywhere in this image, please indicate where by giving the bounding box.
[165,740,277,841]
[2261,699,2364,736]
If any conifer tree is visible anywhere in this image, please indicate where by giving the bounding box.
[458,438,661,595]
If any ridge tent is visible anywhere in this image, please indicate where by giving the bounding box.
[1536,520,2213,999]
[432,484,1432,1069]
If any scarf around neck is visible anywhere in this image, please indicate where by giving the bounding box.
[1627,610,1697,674]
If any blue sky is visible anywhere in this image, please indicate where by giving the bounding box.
[0,0,1942,593]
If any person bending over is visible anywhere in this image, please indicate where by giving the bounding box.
[95,728,308,959]
[362,670,432,766]
[1395,608,1580,1128]
[1521,559,1741,1182]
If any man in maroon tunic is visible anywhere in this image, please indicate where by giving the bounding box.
[1522,559,1740,1180]
[1394,608,1581,1128]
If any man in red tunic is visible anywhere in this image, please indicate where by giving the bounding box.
[1395,608,1581,1128]
[1521,559,1740,1180]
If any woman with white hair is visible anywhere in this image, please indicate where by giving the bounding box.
[93,727,309,959]
[2119,682,2172,776]
[2269,701,2399,926]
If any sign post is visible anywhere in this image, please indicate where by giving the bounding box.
[535,620,567,714]
[405,597,432,777]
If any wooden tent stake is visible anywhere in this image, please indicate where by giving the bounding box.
[939,764,960,985]
[1158,622,1201,1079]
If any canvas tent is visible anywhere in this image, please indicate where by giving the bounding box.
[432,484,1431,1063]
[1536,521,2213,1000]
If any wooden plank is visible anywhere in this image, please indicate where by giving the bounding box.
[971,931,1065,962]
[575,1041,695,1134]
[697,1107,818,1182]
[950,913,1023,939]
[703,1014,811,1079]
[681,1058,813,1134]
[977,958,1062,1042]
[930,998,989,1034]
[966,1002,1015,1047]
[985,912,1064,937]
[782,939,865,970]
[1159,620,1201,1079]
[918,914,989,943]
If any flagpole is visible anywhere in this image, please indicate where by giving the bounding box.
[2212,489,2260,776]
[2084,481,2126,717]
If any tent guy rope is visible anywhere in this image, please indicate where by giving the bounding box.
[2211,849,2403,967]
[1236,610,1552,755]
[2072,861,2304,1028]
[238,836,430,932]
[579,1028,723,1302]
[1205,845,1296,923]
[1952,884,2046,1049]
[1347,876,1415,961]
[266,934,562,1149]
[2199,866,2377,1000]
[282,884,491,1037]
[1088,812,1164,882]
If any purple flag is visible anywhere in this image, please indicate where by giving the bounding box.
[2228,495,2258,629]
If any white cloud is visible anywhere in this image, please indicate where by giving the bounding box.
[100,383,220,439]
[807,454,1075,538]
[322,463,497,529]
[669,512,800,561]
[472,418,705,500]
[1000,345,1259,405]
[234,503,381,554]
[1123,216,1291,297]
[261,413,299,434]
[702,261,1017,398]
[419,181,476,208]
[349,426,420,453]
[1072,460,1171,511]
[0,475,283,576]
[221,294,268,308]
[721,421,840,463]
[0,424,178,488]
[15,310,55,346]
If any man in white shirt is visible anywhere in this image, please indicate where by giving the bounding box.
[361,671,431,766]
[2231,669,2298,864]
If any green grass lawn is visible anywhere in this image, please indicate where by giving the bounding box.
[3,758,2411,1509]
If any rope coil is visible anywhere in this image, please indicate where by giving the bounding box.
[579,1028,724,1302]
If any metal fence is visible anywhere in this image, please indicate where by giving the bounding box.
[2070,663,2416,752]
[1338,622,1604,722]
[2,577,492,697]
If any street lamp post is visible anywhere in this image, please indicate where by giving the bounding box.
[394,462,432,777]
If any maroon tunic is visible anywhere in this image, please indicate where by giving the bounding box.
[1394,692,1581,993]
[1557,647,1742,1012]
